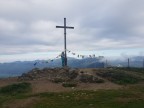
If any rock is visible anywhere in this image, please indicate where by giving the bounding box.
[18,67,104,83]
[68,69,78,79]
[18,67,79,81]
[79,74,104,83]
[79,74,93,83]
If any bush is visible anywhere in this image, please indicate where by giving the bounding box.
[97,70,139,85]
[80,74,93,83]
[0,82,31,95]
[62,82,77,87]
[95,79,105,83]
[117,67,144,73]
[112,74,138,84]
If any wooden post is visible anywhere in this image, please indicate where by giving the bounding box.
[143,59,144,72]
[56,18,74,66]
[128,58,130,68]
[105,59,107,68]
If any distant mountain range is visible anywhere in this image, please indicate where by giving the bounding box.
[0,56,143,78]
[0,57,104,78]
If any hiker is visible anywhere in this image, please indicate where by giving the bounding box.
[61,52,65,67]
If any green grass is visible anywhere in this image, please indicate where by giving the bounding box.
[1,67,144,108]
[62,82,77,87]
[0,84,144,108]
[96,70,140,85]
[0,82,31,95]
[116,67,144,73]
[30,87,144,108]
[0,82,32,107]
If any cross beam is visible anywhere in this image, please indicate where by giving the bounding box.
[56,18,74,67]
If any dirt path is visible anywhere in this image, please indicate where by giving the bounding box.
[0,77,18,87]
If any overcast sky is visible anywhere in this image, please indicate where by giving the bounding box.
[0,0,144,62]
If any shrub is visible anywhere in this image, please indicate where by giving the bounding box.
[117,67,144,73]
[0,82,31,95]
[96,70,139,85]
[80,74,94,83]
[62,82,77,87]
[95,79,105,83]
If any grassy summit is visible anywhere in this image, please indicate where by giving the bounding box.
[0,67,144,108]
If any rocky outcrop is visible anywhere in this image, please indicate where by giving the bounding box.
[18,67,104,83]
[18,67,79,81]
[79,74,104,83]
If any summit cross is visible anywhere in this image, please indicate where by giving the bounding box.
[56,18,74,67]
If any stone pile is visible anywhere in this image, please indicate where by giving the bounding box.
[18,67,79,81]
[18,67,104,83]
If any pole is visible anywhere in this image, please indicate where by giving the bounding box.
[128,58,130,68]
[143,59,144,69]
[64,18,67,66]
[105,59,107,68]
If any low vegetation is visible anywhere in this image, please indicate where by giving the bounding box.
[62,82,77,87]
[0,68,144,108]
[96,69,140,85]
[1,85,144,108]
[0,82,31,95]
[34,87,144,108]
[116,67,144,73]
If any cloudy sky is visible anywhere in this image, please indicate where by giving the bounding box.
[0,0,144,62]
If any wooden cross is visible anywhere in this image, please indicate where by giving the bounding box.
[56,18,74,66]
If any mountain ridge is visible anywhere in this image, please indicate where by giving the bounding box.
[0,56,143,78]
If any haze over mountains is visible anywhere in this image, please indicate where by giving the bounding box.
[0,56,143,78]
[0,57,103,78]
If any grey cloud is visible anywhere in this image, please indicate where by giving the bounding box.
[0,0,144,55]
[79,0,144,41]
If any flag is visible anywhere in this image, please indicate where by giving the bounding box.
[34,62,37,66]
[72,53,75,55]
[78,55,79,58]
